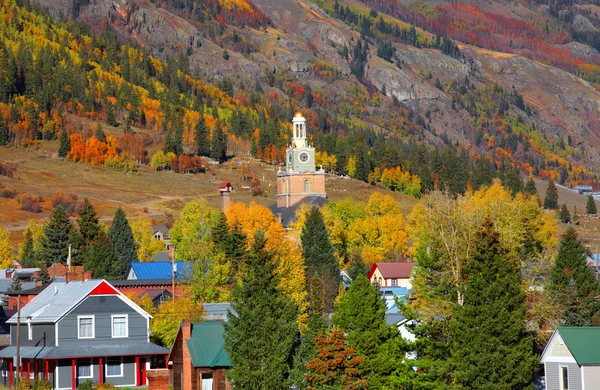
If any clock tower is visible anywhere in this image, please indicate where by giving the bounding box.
[276,112,326,208]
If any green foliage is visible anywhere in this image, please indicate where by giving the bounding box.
[58,131,69,158]
[78,199,101,246]
[543,179,558,210]
[170,198,220,261]
[20,228,38,268]
[212,214,247,275]
[224,231,299,388]
[301,206,340,315]
[333,275,412,388]
[107,207,137,277]
[523,176,537,196]
[587,195,597,215]
[8,276,22,293]
[194,115,210,157]
[549,228,600,326]
[36,260,51,286]
[40,205,73,265]
[210,125,227,161]
[289,314,328,390]
[84,231,119,280]
[559,203,571,224]
[449,219,538,388]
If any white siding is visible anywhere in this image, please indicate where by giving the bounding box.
[547,334,572,358]
[545,362,582,390]
[582,366,600,389]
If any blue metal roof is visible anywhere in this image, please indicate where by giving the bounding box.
[129,261,192,280]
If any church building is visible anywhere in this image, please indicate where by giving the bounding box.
[269,112,328,226]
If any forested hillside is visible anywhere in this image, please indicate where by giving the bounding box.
[2,0,600,204]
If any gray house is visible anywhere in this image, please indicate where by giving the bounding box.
[540,327,600,390]
[0,279,169,389]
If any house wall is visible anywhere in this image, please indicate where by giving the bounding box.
[369,268,412,289]
[545,362,581,390]
[370,268,385,286]
[195,368,231,390]
[57,296,148,346]
[546,334,571,357]
[583,366,600,389]
[276,173,326,208]
[10,323,56,347]
[56,356,137,389]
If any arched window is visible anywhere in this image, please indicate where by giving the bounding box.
[304,180,310,193]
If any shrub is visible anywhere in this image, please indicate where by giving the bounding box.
[78,380,93,390]
[52,191,83,214]
[18,194,43,213]
[0,183,17,198]
[0,162,14,178]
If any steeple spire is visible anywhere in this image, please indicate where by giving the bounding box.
[292,112,307,148]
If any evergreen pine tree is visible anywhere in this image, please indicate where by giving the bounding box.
[333,275,411,387]
[58,131,70,158]
[543,179,559,209]
[108,207,138,277]
[106,104,118,127]
[549,228,600,326]
[449,219,538,388]
[301,206,340,315]
[224,231,299,388]
[78,199,101,246]
[40,205,73,265]
[36,260,51,286]
[8,276,22,293]
[95,125,106,143]
[573,205,579,223]
[194,115,210,157]
[587,195,597,215]
[173,121,184,156]
[84,231,120,280]
[559,204,571,224]
[212,214,247,275]
[210,125,227,161]
[0,119,7,146]
[289,314,327,390]
[20,228,38,268]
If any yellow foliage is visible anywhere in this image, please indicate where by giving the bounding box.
[18,220,44,261]
[0,225,13,269]
[130,218,165,262]
[150,289,204,348]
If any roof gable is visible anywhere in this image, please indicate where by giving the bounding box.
[186,321,231,368]
[555,327,600,365]
[128,261,192,280]
[369,262,416,279]
[7,279,151,324]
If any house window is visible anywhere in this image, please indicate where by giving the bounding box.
[560,366,569,390]
[202,373,213,390]
[111,315,128,338]
[391,279,397,287]
[78,316,95,339]
[77,359,92,379]
[304,180,310,193]
[106,357,122,377]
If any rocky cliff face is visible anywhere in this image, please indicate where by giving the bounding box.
[36,0,600,166]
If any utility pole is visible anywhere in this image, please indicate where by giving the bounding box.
[172,247,176,302]
[15,294,21,389]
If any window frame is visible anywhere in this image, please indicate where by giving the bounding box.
[111,314,129,338]
[27,321,32,341]
[77,358,93,379]
[77,315,95,339]
[105,356,123,378]
[560,365,569,390]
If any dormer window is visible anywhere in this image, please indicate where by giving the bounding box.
[112,315,128,338]
[78,315,95,339]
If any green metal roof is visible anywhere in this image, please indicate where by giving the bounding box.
[185,321,231,368]
[558,326,600,365]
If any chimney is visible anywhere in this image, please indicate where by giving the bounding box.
[67,244,72,272]
[219,182,232,212]
[66,271,75,283]
[83,271,92,281]
[182,319,192,390]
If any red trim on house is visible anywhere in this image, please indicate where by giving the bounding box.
[88,281,119,295]
[45,361,48,381]
[165,355,168,369]
[9,361,12,389]
[19,362,22,377]
[367,263,378,279]
[71,359,76,390]
[136,357,140,387]
[27,361,30,380]
[99,358,103,384]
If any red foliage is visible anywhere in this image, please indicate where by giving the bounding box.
[52,191,83,215]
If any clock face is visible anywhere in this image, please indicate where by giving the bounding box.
[299,152,309,163]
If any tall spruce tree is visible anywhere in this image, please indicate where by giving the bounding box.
[333,275,411,387]
[0,120,8,146]
[212,214,247,275]
[36,260,51,285]
[549,228,600,325]
[95,125,106,143]
[84,231,120,280]
[58,131,70,158]
[559,204,571,224]
[108,207,137,277]
[224,231,299,388]
[523,176,537,196]
[210,125,227,161]
[587,195,597,215]
[194,115,210,157]
[301,206,340,315]
[20,228,38,268]
[8,276,22,293]
[449,219,538,389]
[543,179,559,209]
[40,205,73,265]
[78,199,101,246]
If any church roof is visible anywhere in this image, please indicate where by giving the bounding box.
[269,196,329,228]
[294,111,304,118]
